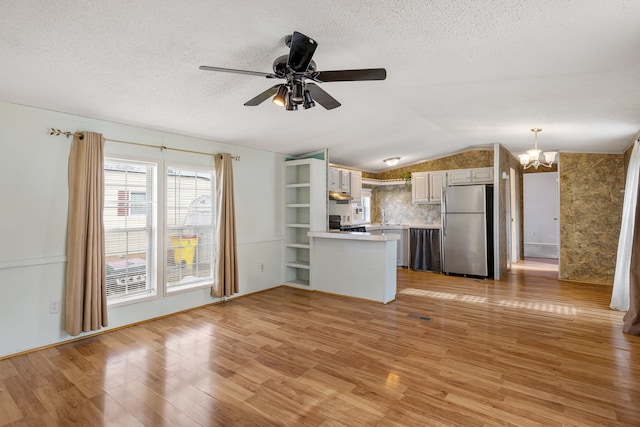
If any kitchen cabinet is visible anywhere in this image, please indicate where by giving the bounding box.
[371,227,408,266]
[429,171,447,203]
[471,167,494,183]
[412,171,447,204]
[448,167,494,186]
[284,158,327,288]
[412,172,429,203]
[328,167,351,193]
[350,170,362,200]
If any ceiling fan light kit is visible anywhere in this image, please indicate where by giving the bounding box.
[200,31,386,111]
[519,128,557,169]
[303,90,315,109]
[272,85,288,107]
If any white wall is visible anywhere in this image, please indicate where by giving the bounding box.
[0,101,285,357]
[523,172,558,258]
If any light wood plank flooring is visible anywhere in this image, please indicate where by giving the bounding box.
[1,259,639,426]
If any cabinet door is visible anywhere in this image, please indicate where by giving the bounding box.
[429,171,447,203]
[383,229,403,266]
[340,170,351,193]
[412,172,429,203]
[328,167,341,191]
[350,171,362,200]
[447,169,472,185]
[472,167,494,183]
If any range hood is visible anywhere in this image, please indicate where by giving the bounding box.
[329,191,353,201]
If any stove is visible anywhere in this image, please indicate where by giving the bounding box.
[328,215,366,232]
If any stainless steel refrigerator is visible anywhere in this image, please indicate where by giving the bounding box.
[442,184,493,278]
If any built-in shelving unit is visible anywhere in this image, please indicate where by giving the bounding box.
[284,158,326,288]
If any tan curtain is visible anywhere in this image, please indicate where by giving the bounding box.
[212,153,239,297]
[623,179,640,335]
[65,132,108,336]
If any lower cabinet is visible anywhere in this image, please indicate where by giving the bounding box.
[370,228,409,267]
[409,228,441,273]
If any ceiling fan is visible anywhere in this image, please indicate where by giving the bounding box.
[199,31,387,111]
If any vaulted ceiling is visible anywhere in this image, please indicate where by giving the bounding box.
[1,1,639,171]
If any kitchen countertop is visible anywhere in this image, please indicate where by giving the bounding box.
[364,223,441,230]
[308,230,400,241]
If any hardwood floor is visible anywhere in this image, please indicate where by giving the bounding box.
[2,260,640,426]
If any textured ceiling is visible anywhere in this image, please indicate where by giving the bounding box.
[1,0,639,171]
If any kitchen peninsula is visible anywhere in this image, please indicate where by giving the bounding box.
[308,231,399,304]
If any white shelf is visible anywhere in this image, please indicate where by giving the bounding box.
[362,178,406,186]
[285,278,310,287]
[283,157,327,291]
[286,243,310,249]
[286,261,310,269]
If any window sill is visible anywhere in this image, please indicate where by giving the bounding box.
[107,291,158,308]
[165,280,213,296]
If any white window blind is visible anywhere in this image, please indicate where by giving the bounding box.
[166,166,214,291]
[104,159,156,302]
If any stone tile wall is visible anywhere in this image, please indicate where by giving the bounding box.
[558,153,625,285]
[372,150,493,180]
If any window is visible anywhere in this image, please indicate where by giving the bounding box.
[104,159,156,302]
[117,190,147,216]
[165,166,214,291]
[361,188,372,223]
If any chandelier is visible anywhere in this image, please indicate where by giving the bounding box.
[518,128,557,169]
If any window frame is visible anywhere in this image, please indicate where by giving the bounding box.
[163,162,216,295]
[102,154,217,306]
[104,157,159,307]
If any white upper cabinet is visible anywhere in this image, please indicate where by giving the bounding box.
[350,170,362,200]
[429,171,447,202]
[340,169,351,192]
[328,166,354,194]
[412,171,446,204]
[412,172,429,203]
[328,167,341,191]
[471,167,494,183]
[448,167,494,186]
[447,169,473,185]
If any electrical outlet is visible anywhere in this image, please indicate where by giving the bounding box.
[49,299,61,314]
[260,263,265,272]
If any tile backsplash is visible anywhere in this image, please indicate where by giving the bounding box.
[371,184,440,224]
[328,201,351,218]
[328,184,440,225]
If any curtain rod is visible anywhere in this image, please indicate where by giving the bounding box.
[48,128,240,160]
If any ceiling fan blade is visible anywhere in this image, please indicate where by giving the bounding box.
[199,65,277,79]
[314,68,387,82]
[244,85,281,106]
[306,83,341,110]
[287,31,318,73]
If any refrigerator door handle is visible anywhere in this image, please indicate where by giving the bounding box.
[442,212,446,237]
[442,189,447,237]
[442,188,447,214]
